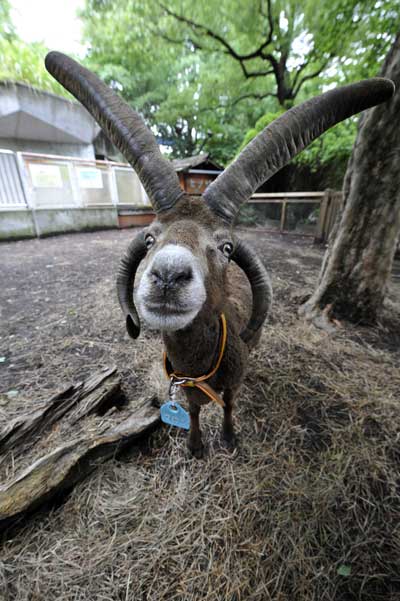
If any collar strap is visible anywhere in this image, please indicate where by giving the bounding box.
[163,313,227,408]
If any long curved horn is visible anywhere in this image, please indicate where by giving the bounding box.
[204,77,395,223]
[231,239,272,343]
[45,51,184,214]
[116,231,147,339]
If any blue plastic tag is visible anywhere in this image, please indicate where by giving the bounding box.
[160,401,190,430]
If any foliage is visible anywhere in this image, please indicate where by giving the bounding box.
[237,106,357,181]
[81,0,397,164]
[0,0,72,98]
[0,40,71,97]
[295,119,357,171]
[0,0,14,38]
[238,110,284,153]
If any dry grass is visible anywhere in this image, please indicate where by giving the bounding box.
[1,230,400,600]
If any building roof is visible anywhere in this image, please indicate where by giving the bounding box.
[0,81,100,144]
[172,153,223,173]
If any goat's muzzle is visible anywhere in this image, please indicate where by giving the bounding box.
[136,244,207,332]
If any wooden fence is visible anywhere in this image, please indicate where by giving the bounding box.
[245,190,343,243]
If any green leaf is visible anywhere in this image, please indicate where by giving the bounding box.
[337,564,351,576]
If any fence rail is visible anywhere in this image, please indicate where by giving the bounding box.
[243,191,343,242]
[1,148,343,243]
[0,150,150,211]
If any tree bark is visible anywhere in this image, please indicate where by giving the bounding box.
[300,32,400,328]
[0,368,160,531]
[0,367,120,454]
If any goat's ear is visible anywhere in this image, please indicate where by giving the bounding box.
[231,239,272,343]
[126,314,140,339]
[204,77,395,224]
[116,231,147,340]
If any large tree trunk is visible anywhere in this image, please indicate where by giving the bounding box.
[300,32,400,329]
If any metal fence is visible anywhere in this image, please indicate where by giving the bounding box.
[238,191,343,242]
[0,150,150,211]
[1,149,343,243]
[0,150,27,209]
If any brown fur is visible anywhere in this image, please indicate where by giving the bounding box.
[139,195,265,457]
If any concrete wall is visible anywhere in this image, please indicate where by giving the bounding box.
[35,208,118,236]
[0,139,95,159]
[0,209,36,240]
[0,207,118,240]
[0,82,100,145]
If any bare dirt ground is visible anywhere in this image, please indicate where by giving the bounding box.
[0,228,400,601]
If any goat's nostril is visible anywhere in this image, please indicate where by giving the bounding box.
[150,265,192,288]
[175,267,193,283]
[151,268,162,281]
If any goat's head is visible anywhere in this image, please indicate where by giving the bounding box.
[45,51,395,341]
[115,190,268,342]
[133,200,229,333]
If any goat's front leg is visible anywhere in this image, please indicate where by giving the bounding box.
[187,400,204,459]
[222,388,237,449]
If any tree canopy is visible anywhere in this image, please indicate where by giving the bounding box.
[80,0,397,165]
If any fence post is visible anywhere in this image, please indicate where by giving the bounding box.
[16,152,41,238]
[68,162,83,207]
[280,198,287,233]
[109,166,119,205]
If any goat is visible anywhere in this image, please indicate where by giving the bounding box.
[45,52,394,457]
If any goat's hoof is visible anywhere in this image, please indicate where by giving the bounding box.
[187,441,205,459]
[222,430,238,452]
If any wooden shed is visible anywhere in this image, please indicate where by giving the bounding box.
[172,153,223,196]
[117,153,223,228]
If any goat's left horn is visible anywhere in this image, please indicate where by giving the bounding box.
[204,77,395,223]
[231,239,272,343]
[116,230,148,339]
[45,51,184,214]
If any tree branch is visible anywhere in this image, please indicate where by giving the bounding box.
[259,0,274,48]
[292,58,312,89]
[293,61,330,97]
[231,91,277,106]
[159,2,275,62]
[240,66,275,79]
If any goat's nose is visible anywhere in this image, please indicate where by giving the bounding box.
[150,265,193,288]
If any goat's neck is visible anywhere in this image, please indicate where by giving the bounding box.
[162,313,220,378]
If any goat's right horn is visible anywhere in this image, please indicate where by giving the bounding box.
[231,239,272,344]
[116,230,148,339]
[204,77,395,223]
[45,51,184,214]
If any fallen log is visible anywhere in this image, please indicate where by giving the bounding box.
[0,366,121,454]
[0,368,161,531]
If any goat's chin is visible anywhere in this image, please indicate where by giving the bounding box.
[138,304,201,332]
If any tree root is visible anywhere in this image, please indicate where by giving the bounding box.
[298,301,339,334]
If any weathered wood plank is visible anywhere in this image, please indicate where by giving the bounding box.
[0,397,160,530]
[0,367,119,455]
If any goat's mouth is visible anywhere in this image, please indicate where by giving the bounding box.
[145,301,194,316]
[137,297,204,332]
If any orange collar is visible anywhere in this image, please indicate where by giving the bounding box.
[163,313,227,408]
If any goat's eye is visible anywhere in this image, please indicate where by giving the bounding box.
[145,234,155,250]
[220,242,233,258]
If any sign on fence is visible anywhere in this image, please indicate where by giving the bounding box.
[77,167,104,189]
[29,164,63,188]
